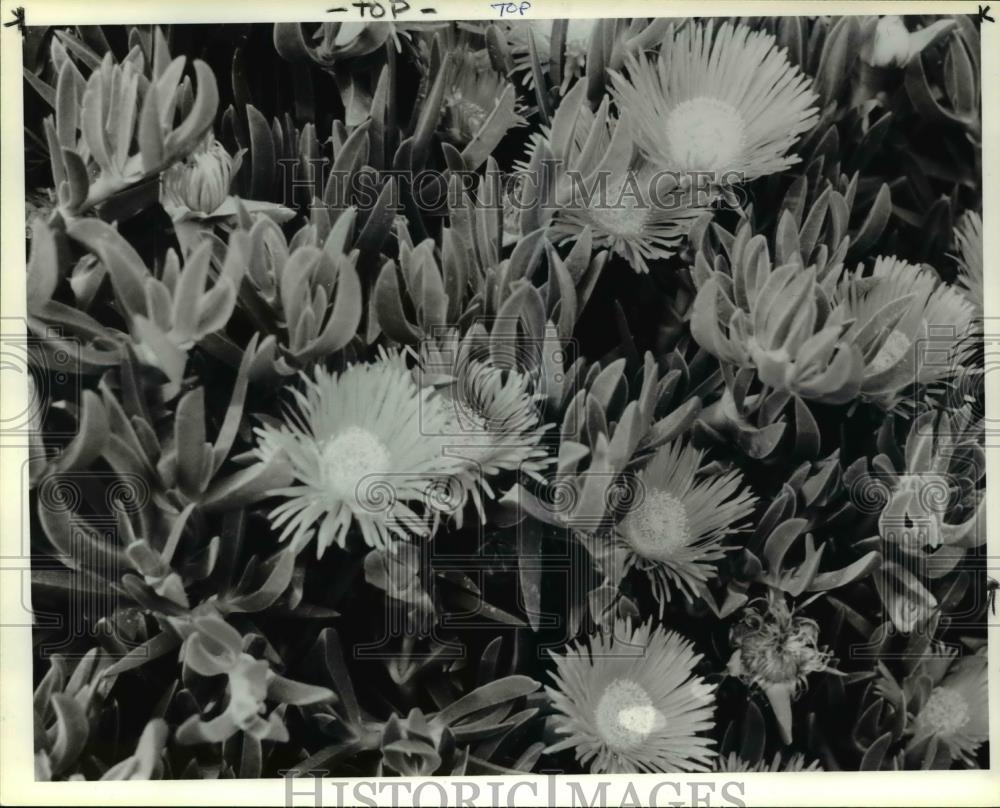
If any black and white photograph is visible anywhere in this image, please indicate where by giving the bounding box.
[2,3,997,804]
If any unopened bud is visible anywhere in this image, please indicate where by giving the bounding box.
[163,139,233,214]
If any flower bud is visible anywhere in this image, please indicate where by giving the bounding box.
[163,139,233,214]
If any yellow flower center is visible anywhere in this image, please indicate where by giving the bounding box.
[321,426,391,500]
[665,97,746,174]
[868,329,912,374]
[919,686,970,736]
[622,488,691,562]
[594,678,660,750]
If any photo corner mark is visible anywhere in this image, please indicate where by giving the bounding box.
[4,6,25,35]
[980,5,995,23]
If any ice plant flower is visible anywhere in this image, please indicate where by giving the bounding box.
[521,81,702,273]
[253,351,468,554]
[715,751,822,772]
[610,21,818,189]
[833,256,978,409]
[727,596,838,744]
[418,329,552,524]
[162,136,235,215]
[606,439,757,607]
[953,210,983,313]
[906,651,987,765]
[551,162,703,274]
[545,619,717,773]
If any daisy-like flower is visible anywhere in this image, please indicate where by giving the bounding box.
[551,162,703,274]
[417,328,553,524]
[253,351,468,555]
[609,21,818,189]
[952,210,983,313]
[545,619,717,773]
[521,80,702,273]
[715,751,822,772]
[834,256,978,409]
[727,595,838,744]
[606,439,757,607]
[906,651,987,765]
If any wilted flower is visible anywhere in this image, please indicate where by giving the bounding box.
[862,15,956,69]
[715,750,822,772]
[418,328,552,524]
[254,351,469,554]
[162,136,234,214]
[906,650,987,765]
[546,619,717,773]
[834,256,978,409]
[610,21,818,188]
[727,596,838,744]
[607,439,757,607]
[952,210,982,313]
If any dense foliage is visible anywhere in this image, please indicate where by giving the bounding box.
[22,15,987,779]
